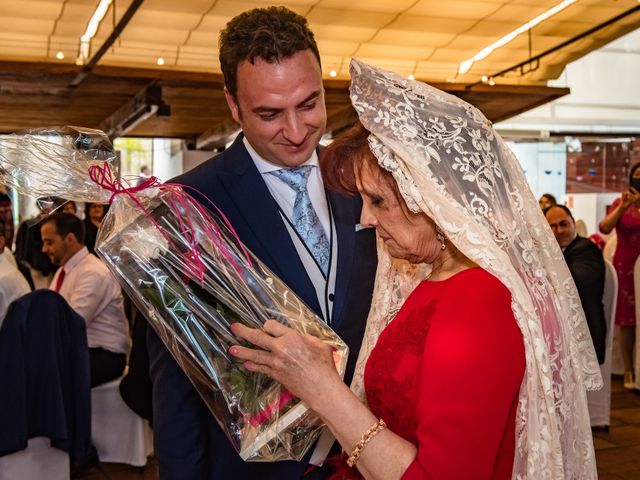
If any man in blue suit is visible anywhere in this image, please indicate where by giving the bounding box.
[147,6,377,479]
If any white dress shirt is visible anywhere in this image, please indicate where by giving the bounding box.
[243,137,331,237]
[244,138,338,465]
[0,247,31,325]
[50,247,130,355]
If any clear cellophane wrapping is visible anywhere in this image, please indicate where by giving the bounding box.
[0,126,348,461]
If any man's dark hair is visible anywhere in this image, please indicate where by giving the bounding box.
[0,218,5,240]
[41,212,85,244]
[219,6,321,100]
[544,204,574,221]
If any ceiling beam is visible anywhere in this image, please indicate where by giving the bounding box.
[70,0,145,87]
[195,119,240,150]
[99,82,171,138]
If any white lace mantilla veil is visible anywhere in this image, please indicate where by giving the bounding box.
[347,59,601,479]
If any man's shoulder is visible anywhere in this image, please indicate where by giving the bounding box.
[570,236,602,256]
[171,135,247,188]
[76,252,111,277]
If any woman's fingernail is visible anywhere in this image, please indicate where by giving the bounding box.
[229,346,238,355]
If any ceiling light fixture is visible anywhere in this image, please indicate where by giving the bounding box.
[56,51,65,60]
[329,69,337,77]
[408,74,415,80]
[157,57,165,66]
[77,0,113,64]
[458,0,577,75]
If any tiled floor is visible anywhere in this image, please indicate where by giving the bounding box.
[77,457,158,479]
[79,376,640,479]
[594,376,640,479]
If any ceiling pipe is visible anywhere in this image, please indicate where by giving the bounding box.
[70,0,145,87]
[466,4,640,90]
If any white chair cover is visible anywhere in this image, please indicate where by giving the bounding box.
[0,437,69,480]
[602,232,617,263]
[91,375,153,467]
[607,232,625,375]
[587,259,618,428]
[634,256,640,388]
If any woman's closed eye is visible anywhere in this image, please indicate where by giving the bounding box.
[369,195,384,207]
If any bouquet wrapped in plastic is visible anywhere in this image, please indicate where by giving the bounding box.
[0,127,349,461]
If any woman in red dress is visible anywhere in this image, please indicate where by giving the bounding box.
[230,60,600,479]
[599,163,640,388]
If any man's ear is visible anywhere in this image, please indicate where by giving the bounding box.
[64,232,79,245]
[224,87,241,125]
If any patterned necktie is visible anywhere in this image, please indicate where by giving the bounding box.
[270,165,330,274]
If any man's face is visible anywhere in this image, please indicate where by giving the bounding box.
[41,222,72,266]
[545,207,576,248]
[225,49,327,168]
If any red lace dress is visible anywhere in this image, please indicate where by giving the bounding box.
[335,268,525,479]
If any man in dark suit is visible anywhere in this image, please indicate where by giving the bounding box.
[147,6,377,479]
[545,205,606,364]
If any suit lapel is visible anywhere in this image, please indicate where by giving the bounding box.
[327,189,358,330]
[217,137,322,315]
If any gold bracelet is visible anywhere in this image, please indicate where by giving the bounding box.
[347,418,386,468]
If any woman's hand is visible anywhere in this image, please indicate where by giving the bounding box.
[621,187,640,210]
[229,320,343,408]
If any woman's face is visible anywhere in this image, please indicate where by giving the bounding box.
[356,158,442,264]
[630,166,640,192]
[539,195,553,210]
[89,203,104,222]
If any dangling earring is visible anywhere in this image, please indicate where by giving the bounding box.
[435,226,446,251]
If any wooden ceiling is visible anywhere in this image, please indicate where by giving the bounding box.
[0,0,639,147]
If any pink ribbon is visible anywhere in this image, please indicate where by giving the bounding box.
[88,162,252,283]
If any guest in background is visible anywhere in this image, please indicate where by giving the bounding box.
[0,219,31,325]
[40,213,130,387]
[545,205,607,364]
[62,200,78,215]
[539,193,557,210]
[599,162,640,389]
[0,183,13,251]
[14,197,64,288]
[84,202,106,255]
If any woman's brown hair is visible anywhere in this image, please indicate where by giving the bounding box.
[320,123,399,199]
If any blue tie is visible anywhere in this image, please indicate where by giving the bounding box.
[270,166,330,275]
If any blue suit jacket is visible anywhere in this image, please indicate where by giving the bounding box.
[0,290,91,461]
[147,135,377,479]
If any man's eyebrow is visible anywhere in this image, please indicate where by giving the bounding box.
[251,91,322,114]
[296,91,321,107]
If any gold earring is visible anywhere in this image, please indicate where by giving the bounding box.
[435,226,446,251]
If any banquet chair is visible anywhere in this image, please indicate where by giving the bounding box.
[0,437,69,480]
[91,370,153,467]
[634,256,640,389]
[587,259,618,429]
[0,290,91,479]
[606,232,626,375]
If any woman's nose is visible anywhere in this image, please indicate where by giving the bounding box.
[360,202,376,227]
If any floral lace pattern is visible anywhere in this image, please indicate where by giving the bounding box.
[348,59,600,479]
[365,301,434,442]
